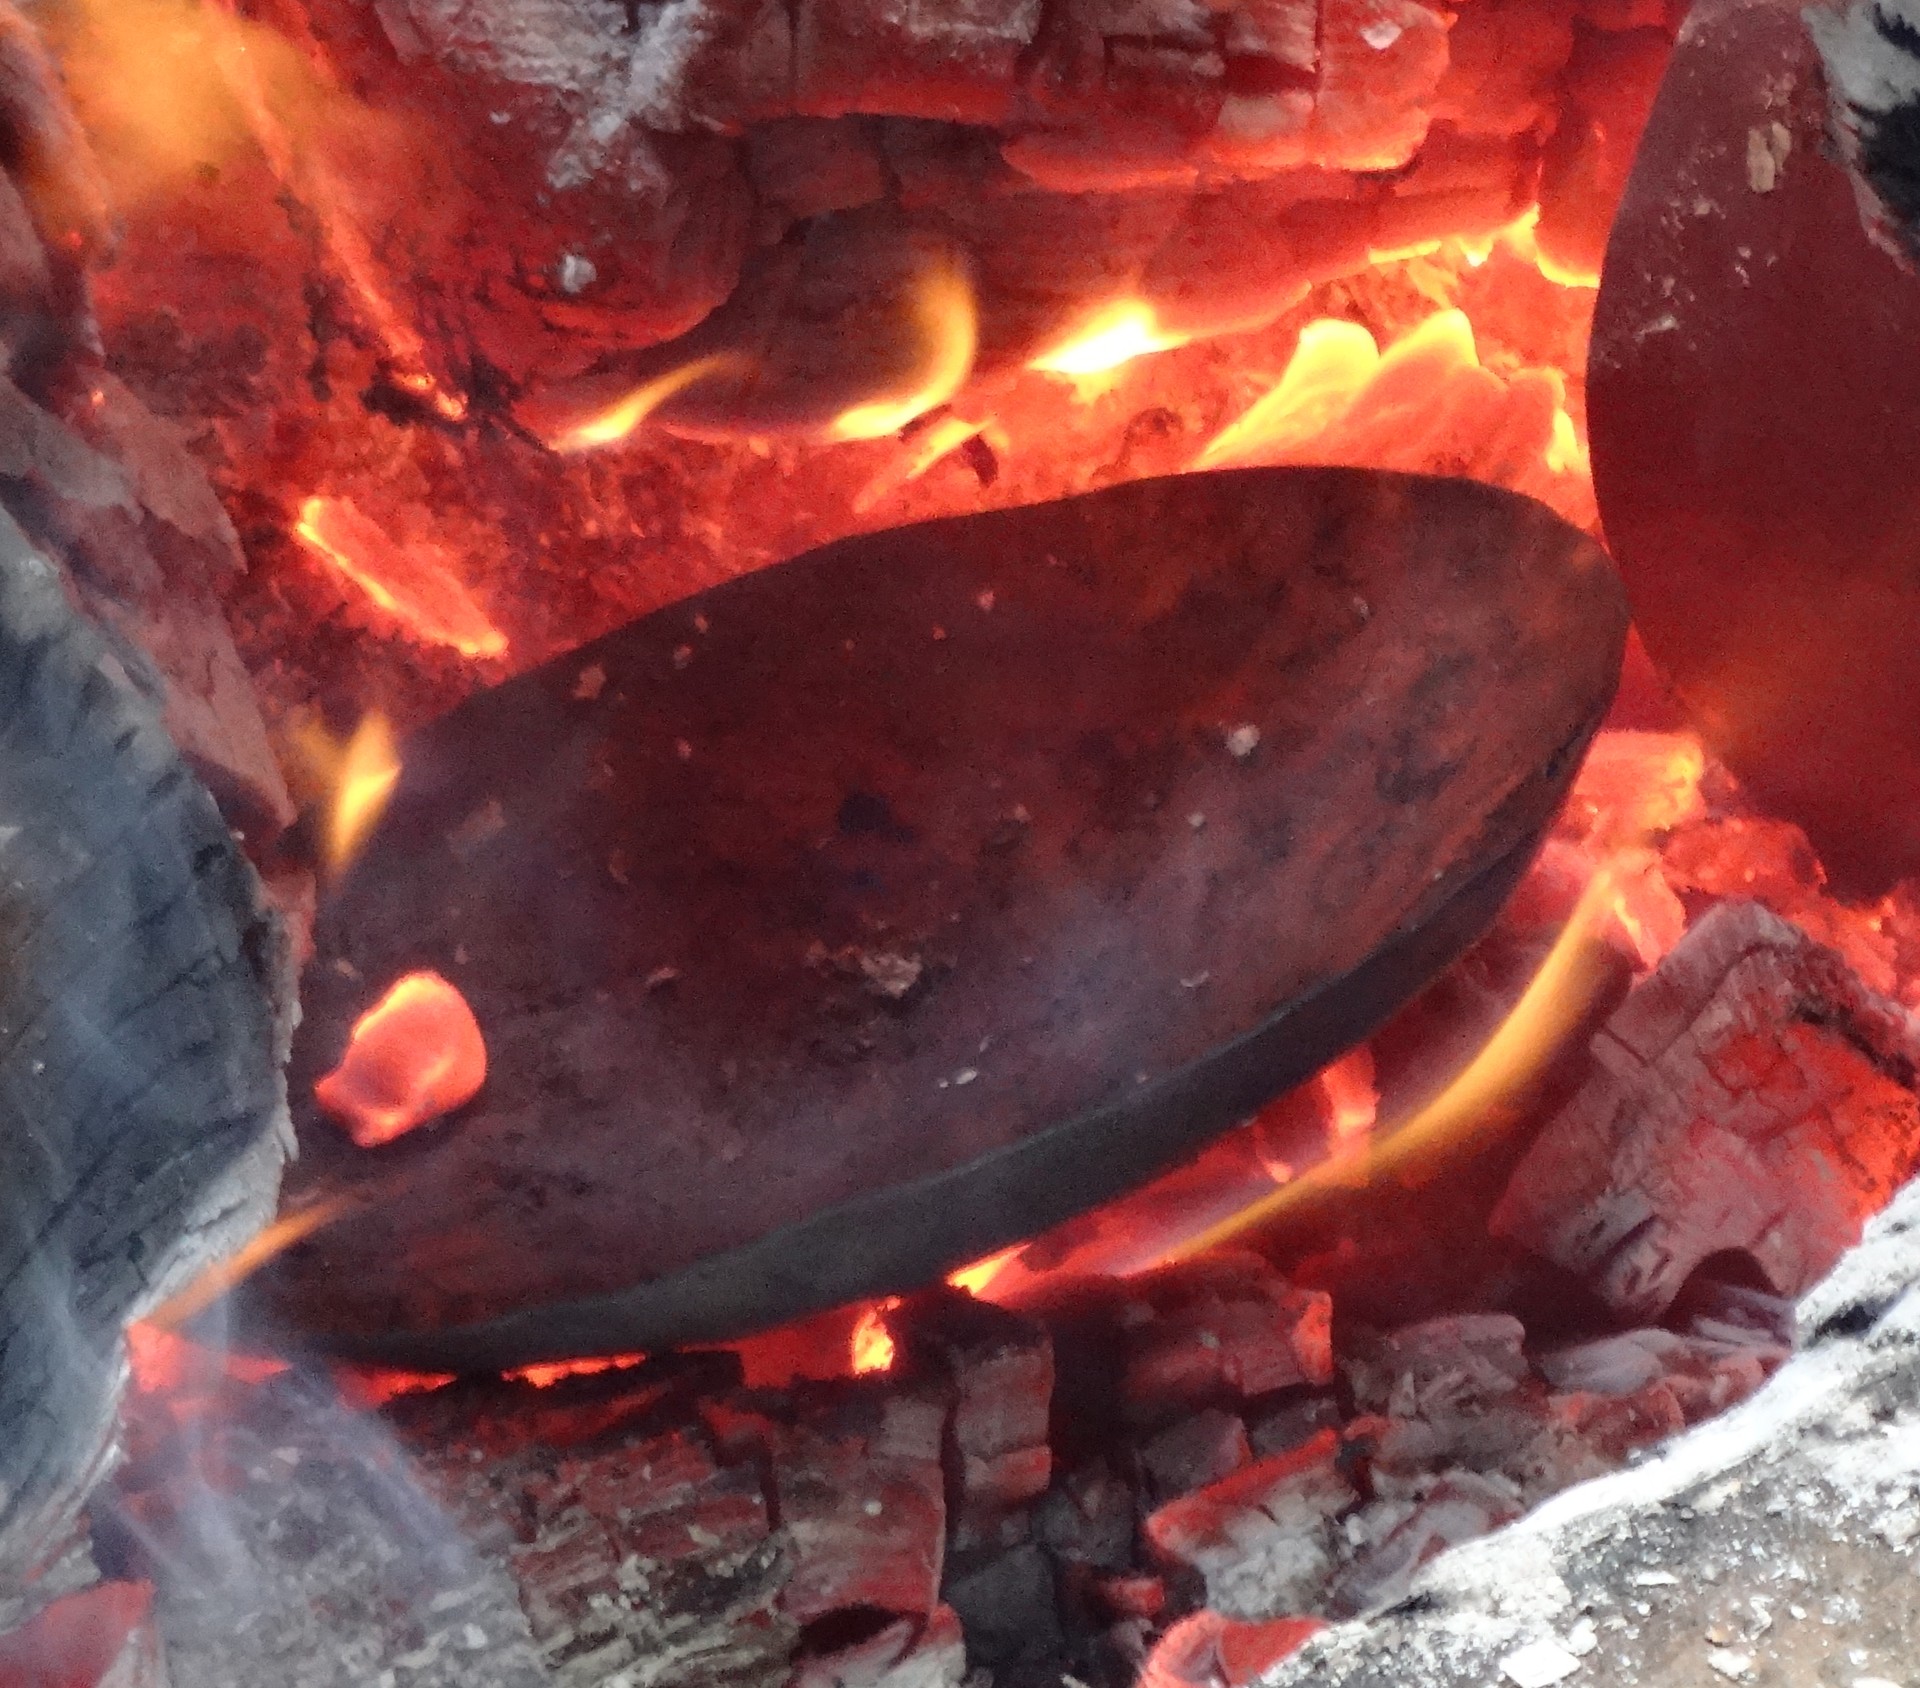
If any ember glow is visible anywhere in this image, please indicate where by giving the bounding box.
[827,258,978,442]
[1030,299,1189,388]
[314,971,488,1148]
[1193,309,1594,526]
[849,1298,900,1373]
[294,496,507,659]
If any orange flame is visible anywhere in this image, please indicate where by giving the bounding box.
[1195,319,1380,470]
[1166,860,1628,1259]
[546,353,751,453]
[828,258,977,442]
[143,1195,356,1331]
[1030,299,1190,398]
[294,495,507,659]
[325,712,400,872]
[850,1298,900,1373]
[314,971,488,1148]
[1193,309,1593,524]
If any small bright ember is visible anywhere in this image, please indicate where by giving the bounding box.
[828,259,978,442]
[326,712,401,873]
[294,495,507,659]
[849,1297,900,1373]
[315,971,488,1147]
[546,352,750,453]
[1029,299,1190,389]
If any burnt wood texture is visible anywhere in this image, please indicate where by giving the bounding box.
[259,468,1626,1369]
[0,514,292,1626]
[1589,0,1920,896]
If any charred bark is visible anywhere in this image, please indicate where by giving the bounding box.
[0,515,294,1627]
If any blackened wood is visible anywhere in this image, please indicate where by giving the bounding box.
[0,515,292,1626]
[259,467,1625,1367]
[1588,0,1920,894]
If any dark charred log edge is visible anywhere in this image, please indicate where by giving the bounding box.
[307,767,1587,1376]
[0,508,293,1628]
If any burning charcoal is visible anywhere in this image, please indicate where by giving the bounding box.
[1245,1391,1345,1459]
[886,1288,1054,1547]
[1325,1470,1523,1616]
[1538,1330,1785,1425]
[772,1388,948,1622]
[1143,1428,1355,1618]
[1343,1315,1530,1417]
[1492,902,1920,1320]
[941,1544,1065,1667]
[1034,1461,1137,1571]
[1139,1611,1328,1688]
[1140,1408,1253,1503]
[788,1605,966,1688]
[0,1582,167,1688]
[1115,1254,1335,1428]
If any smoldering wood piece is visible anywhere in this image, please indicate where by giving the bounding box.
[261,469,1626,1369]
[1489,900,1920,1321]
[766,1385,950,1623]
[884,1288,1055,1548]
[1258,1176,1920,1687]
[787,1606,966,1688]
[0,514,292,1632]
[109,1371,552,1688]
[1142,1426,1357,1619]
[1041,1253,1334,1448]
[310,0,1624,399]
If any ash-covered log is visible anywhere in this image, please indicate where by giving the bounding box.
[256,467,1626,1368]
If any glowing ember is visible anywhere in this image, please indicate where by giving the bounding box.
[325,712,400,873]
[849,1298,900,1373]
[1320,1046,1378,1164]
[546,352,751,453]
[1030,299,1190,393]
[294,496,507,659]
[314,971,488,1148]
[828,258,977,442]
[509,1353,648,1389]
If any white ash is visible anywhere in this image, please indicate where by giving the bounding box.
[1257,1171,1920,1686]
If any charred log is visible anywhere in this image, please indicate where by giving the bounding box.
[0,513,293,1629]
